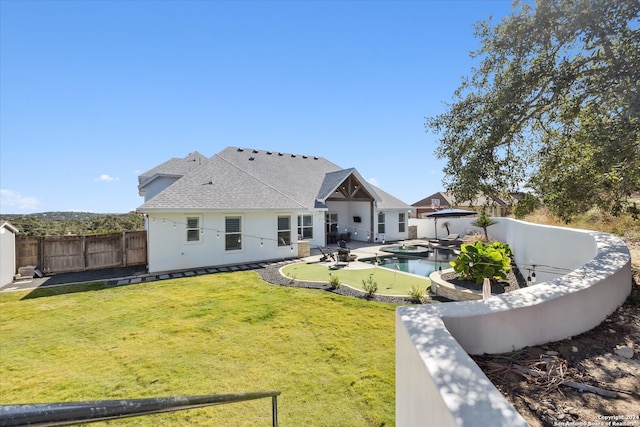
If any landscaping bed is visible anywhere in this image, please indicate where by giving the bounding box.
[472,279,640,427]
[439,263,528,294]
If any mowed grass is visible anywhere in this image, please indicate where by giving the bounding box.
[282,262,431,296]
[0,272,397,426]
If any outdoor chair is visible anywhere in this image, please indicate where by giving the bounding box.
[337,240,351,262]
[452,234,476,247]
[318,246,336,262]
[430,233,460,245]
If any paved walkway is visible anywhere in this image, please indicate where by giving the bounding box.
[1,241,421,292]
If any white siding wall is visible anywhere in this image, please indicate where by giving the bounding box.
[325,201,373,243]
[0,226,17,286]
[142,176,180,202]
[306,212,324,248]
[409,217,487,240]
[375,209,410,243]
[146,211,299,274]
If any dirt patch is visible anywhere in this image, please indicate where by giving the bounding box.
[473,267,640,426]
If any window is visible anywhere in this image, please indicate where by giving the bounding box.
[325,213,338,234]
[377,212,385,234]
[298,214,313,239]
[278,215,291,246]
[186,217,200,242]
[431,199,440,207]
[225,216,241,251]
[399,212,406,233]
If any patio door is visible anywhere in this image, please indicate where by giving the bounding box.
[325,213,338,244]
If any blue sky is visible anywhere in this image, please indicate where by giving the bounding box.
[1,0,515,214]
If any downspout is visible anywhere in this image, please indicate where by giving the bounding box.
[370,200,375,242]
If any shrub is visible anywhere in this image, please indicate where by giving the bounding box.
[361,274,378,298]
[513,193,542,219]
[450,241,512,284]
[490,241,513,259]
[408,284,428,304]
[328,273,341,290]
[471,208,498,240]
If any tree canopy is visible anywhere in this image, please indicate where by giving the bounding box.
[426,0,640,221]
[1,213,144,236]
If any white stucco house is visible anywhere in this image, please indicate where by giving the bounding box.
[137,146,413,274]
[0,221,19,287]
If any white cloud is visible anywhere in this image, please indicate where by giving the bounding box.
[0,189,41,211]
[95,174,119,183]
[367,177,380,187]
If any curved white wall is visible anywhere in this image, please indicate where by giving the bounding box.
[397,219,632,426]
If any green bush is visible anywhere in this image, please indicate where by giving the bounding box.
[490,241,514,259]
[408,284,428,304]
[361,274,378,297]
[328,273,341,290]
[450,241,512,284]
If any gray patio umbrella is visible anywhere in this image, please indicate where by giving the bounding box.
[425,209,477,239]
[424,208,477,218]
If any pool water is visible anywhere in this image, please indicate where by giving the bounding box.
[363,249,458,277]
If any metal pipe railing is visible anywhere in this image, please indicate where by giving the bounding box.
[0,391,281,427]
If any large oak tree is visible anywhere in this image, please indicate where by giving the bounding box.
[426,0,640,221]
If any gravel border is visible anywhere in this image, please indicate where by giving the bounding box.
[254,261,435,304]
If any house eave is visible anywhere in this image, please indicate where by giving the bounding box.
[0,221,19,233]
[138,173,184,192]
[138,207,314,215]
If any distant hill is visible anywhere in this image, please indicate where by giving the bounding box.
[0,212,143,236]
[0,212,118,221]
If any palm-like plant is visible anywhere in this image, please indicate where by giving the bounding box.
[471,209,497,240]
[441,221,451,235]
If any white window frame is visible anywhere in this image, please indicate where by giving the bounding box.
[278,215,291,247]
[225,216,242,251]
[298,214,313,240]
[186,216,201,243]
[399,212,406,233]
[378,212,385,234]
[326,212,338,234]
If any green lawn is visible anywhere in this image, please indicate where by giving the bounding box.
[282,262,432,296]
[0,272,397,426]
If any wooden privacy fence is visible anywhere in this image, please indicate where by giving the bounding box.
[15,231,147,274]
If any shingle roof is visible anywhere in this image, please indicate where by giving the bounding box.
[138,151,208,186]
[138,147,410,212]
[412,191,509,207]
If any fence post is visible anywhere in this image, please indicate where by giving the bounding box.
[122,231,127,267]
[272,395,278,427]
[38,237,44,272]
[82,235,87,271]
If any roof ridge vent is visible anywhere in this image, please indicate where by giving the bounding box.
[237,148,244,152]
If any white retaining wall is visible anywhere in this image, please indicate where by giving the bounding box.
[409,217,482,241]
[397,218,632,426]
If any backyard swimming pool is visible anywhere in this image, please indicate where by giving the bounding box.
[362,249,458,277]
